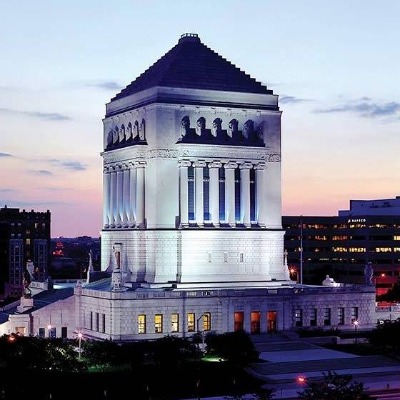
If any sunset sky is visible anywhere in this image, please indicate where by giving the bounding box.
[1,0,399,238]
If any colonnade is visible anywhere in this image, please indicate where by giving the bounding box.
[103,159,268,229]
[103,162,146,228]
[179,160,267,228]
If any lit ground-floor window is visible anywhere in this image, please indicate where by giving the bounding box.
[251,311,261,334]
[234,311,244,331]
[138,314,146,334]
[154,314,163,333]
[187,313,195,332]
[171,313,179,332]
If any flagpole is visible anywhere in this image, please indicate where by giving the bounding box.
[300,215,303,285]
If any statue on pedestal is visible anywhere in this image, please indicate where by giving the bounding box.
[364,262,374,285]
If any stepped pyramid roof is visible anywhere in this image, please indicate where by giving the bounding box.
[112,33,273,101]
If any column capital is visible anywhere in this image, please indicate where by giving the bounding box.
[178,160,192,168]
[224,161,238,169]
[134,161,147,168]
[193,160,207,168]
[209,161,222,169]
[254,162,266,170]
[239,162,253,170]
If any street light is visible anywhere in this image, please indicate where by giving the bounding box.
[77,331,83,360]
[196,313,208,352]
[47,324,52,339]
[353,319,359,344]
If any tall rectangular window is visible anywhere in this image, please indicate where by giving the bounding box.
[95,313,100,332]
[250,168,256,222]
[38,328,45,338]
[310,308,317,326]
[324,308,331,326]
[9,239,23,285]
[234,168,240,221]
[295,309,303,327]
[154,314,163,333]
[203,167,210,221]
[89,312,93,330]
[171,313,179,333]
[267,310,277,333]
[219,168,225,220]
[138,314,146,334]
[338,307,345,325]
[187,313,195,332]
[34,239,48,281]
[234,311,244,331]
[101,314,106,333]
[351,307,359,322]
[61,327,67,338]
[251,311,261,334]
[202,312,211,331]
[188,166,195,221]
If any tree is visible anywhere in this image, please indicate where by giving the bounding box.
[377,280,400,303]
[297,370,372,400]
[205,331,259,366]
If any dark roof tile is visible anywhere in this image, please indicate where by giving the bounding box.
[112,33,272,101]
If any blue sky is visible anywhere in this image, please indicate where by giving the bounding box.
[1,0,399,237]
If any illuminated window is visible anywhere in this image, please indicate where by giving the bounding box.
[250,168,256,221]
[375,247,392,253]
[138,314,146,334]
[154,314,163,333]
[251,311,261,334]
[188,166,195,221]
[219,168,225,220]
[25,239,30,246]
[203,167,210,221]
[202,312,211,331]
[394,236,400,241]
[267,310,277,333]
[338,307,345,325]
[15,327,25,336]
[234,168,240,221]
[171,313,179,332]
[187,313,195,332]
[234,311,244,331]
[332,236,348,240]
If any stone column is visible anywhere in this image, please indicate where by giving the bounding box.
[209,161,222,227]
[194,160,206,227]
[135,161,146,228]
[109,166,117,228]
[122,164,130,227]
[128,162,136,227]
[179,160,191,227]
[255,162,266,227]
[103,166,111,228]
[115,165,123,228]
[224,161,237,227]
[240,162,253,227]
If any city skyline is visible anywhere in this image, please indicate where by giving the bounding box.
[1,0,399,238]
